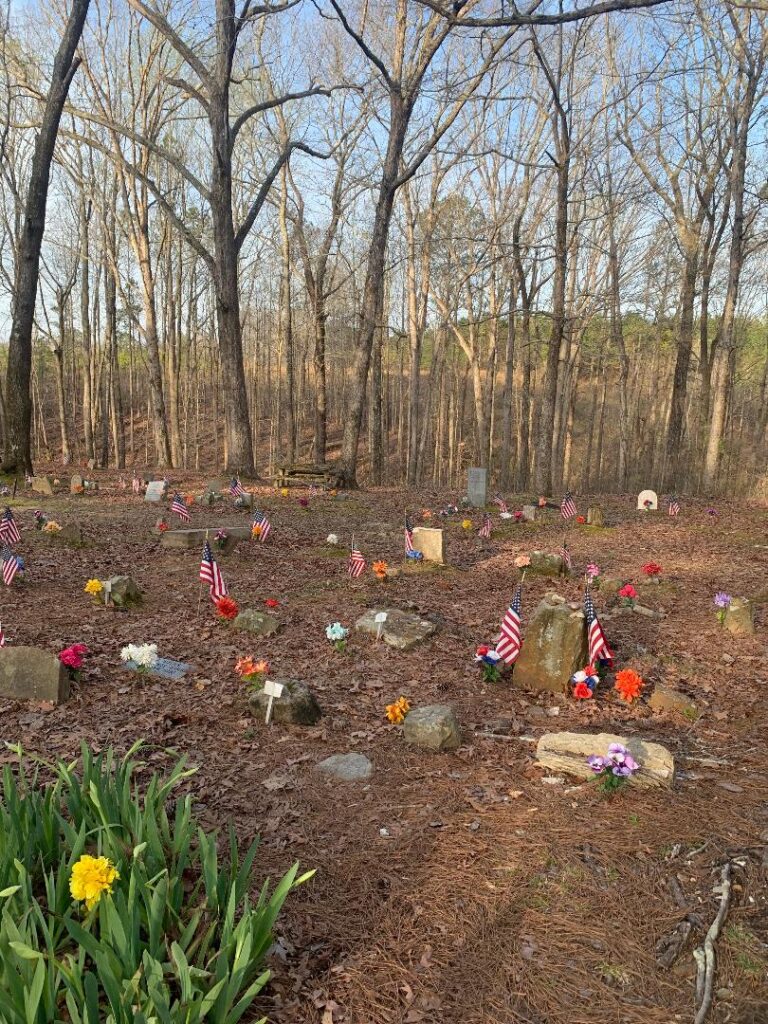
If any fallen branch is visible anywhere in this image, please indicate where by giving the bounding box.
[693,863,732,1024]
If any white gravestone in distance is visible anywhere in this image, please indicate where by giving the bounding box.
[637,489,658,511]
[144,480,168,503]
[467,467,488,507]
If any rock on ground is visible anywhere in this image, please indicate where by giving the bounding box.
[314,752,373,782]
[403,704,461,751]
[527,551,568,577]
[724,597,754,636]
[648,684,697,718]
[233,609,280,636]
[513,593,587,693]
[355,608,437,650]
[249,679,321,725]
[160,526,251,554]
[536,731,675,788]
[106,575,142,608]
[0,646,69,703]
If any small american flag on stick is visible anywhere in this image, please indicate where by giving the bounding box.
[199,540,227,601]
[348,539,366,578]
[478,513,492,539]
[496,584,523,664]
[561,491,577,519]
[171,493,190,522]
[252,510,271,542]
[559,539,573,570]
[0,507,20,546]
[230,477,246,498]
[584,585,612,666]
[1,547,20,587]
[493,495,509,514]
[405,515,414,554]
[668,496,680,517]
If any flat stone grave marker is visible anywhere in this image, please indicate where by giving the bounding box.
[522,504,538,522]
[637,489,658,511]
[403,704,461,751]
[513,593,587,693]
[411,526,444,564]
[536,731,675,788]
[250,679,321,725]
[587,504,605,526]
[70,474,84,493]
[355,607,437,650]
[31,476,54,495]
[0,646,69,703]
[123,656,193,680]
[314,752,373,782]
[145,480,168,502]
[467,467,488,506]
[160,525,251,554]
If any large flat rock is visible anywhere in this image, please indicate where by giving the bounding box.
[0,646,69,703]
[536,731,675,788]
[355,608,437,650]
[160,526,251,554]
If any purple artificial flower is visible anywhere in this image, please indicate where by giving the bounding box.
[587,755,606,772]
[713,592,732,609]
[707,508,718,517]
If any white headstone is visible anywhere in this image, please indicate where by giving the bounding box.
[144,480,167,503]
[263,679,285,724]
[467,467,488,507]
[637,489,658,511]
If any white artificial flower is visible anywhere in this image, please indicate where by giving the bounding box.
[325,622,349,642]
[120,643,158,670]
[326,533,338,545]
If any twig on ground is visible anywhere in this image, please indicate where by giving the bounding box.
[693,862,732,1024]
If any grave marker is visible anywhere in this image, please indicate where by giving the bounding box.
[411,526,444,564]
[263,679,285,724]
[145,480,167,503]
[374,611,388,640]
[0,646,69,703]
[467,467,488,507]
[637,489,658,511]
[70,474,84,494]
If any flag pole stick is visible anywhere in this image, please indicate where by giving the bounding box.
[196,529,209,619]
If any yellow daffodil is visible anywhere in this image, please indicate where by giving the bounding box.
[84,579,103,595]
[70,854,119,911]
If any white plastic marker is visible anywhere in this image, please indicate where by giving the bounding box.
[374,611,388,640]
[263,680,285,724]
[103,580,112,606]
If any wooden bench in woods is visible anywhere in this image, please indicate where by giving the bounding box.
[272,463,335,488]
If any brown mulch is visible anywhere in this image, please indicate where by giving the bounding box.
[1,474,767,1024]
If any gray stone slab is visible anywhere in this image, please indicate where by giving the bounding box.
[144,480,168,502]
[314,753,373,782]
[233,609,280,636]
[0,646,69,703]
[355,608,438,650]
[160,526,251,553]
[513,593,587,693]
[467,467,488,507]
[124,657,193,680]
[249,679,321,724]
[30,476,53,495]
[403,704,461,751]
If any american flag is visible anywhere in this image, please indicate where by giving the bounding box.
[171,493,190,522]
[230,477,246,498]
[561,491,577,519]
[0,508,20,546]
[348,543,366,578]
[584,586,613,666]
[668,496,680,517]
[496,585,523,664]
[252,510,272,542]
[199,540,227,601]
[1,547,20,587]
[309,483,318,498]
[559,539,573,570]
[405,515,415,554]
[493,495,509,513]
[478,513,492,539]
[132,474,140,494]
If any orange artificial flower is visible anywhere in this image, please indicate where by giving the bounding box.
[421,509,433,519]
[372,560,388,579]
[385,696,411,723]
[235,656,258,677]
[253,659,269,675]
[251,523,262,538]
[215,596,239,620]
[614,669,643,702]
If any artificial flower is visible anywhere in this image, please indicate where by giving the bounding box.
[614,668,643,702]
[618,584,637,601]
[576,515,586,524]
[43,521,62,534]
[713,592,732,609]
[585,563,600,578]
[326,622,349,642]
[476,645,490,657]
[514,511,523,521]
[120,643,158,671]
[385,696,411,724]
[372,560,388,579]
[641,562,662,577]
[251,523,262,538]
[421,509,432,519]
[299,497,309,508]
[59,644,89,670]
[587,743,639,793]
[235,656,257,677]
[264,598,279,609]
[707,508,719,518]
[280,488,289,497]
[326,533,339,545]
[573,681,593,699]
[84,579,103,595]
[156,519,168,533]
[70,854,120,911]
[475,645,502,681]
[461,519,473,530]
[214,596,239,619]
[514,554,531,568]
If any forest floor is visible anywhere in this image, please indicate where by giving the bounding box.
[0,475,767,1024]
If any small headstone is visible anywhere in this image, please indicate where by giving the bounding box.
[0,646,69,703]
[355,608,437,650]
[411,526,444,564]
[105,575,142,608]
[527,551,568,577]
[123,657,192,681]
[234,493,253,510]
[403,704,461,752]
[30,476,54,495]
[70,474,84,494]
[233,608,280,636]
[467,467,488,507]
[513,593,587,693]
[648,684,697,718]
[58,522,85,545]
[314,752,373,782]
[586,504,605,527]
[637,489,658,511]
[723,597,755,636]
[249,679,321,725]
[160,526,251,554]
[522,504,538,522]
[535,731,675,788]
[201,479,228,503]
[87,458,96,471]
[144,480,167,503]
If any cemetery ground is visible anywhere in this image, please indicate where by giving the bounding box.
[0,478,766,1024]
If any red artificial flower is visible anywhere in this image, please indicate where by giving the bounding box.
[514,511,523,521]
[573,681,593,699]
[59,644,88,670]
[264,598,279,609]
[641,562,662,576]
[476,645,490,657]
[576,515,586,524]
[215,596,239,620]
[618,584,637,600]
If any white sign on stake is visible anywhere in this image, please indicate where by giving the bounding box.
[374,611,387,640]
[103,580,112,607]
[263,679,285,725]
